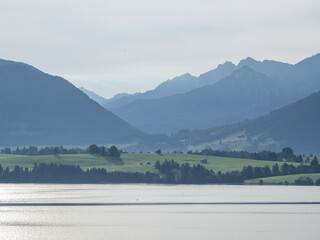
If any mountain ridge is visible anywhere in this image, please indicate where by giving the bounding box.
[103,61,237,110]
[79,87,108,106]
[112,66,289,133]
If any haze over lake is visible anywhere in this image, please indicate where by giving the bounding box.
[0,184,319,240]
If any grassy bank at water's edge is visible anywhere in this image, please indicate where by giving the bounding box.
[245,173,320,184]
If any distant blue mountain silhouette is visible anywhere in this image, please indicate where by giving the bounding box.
[0,59,144,146]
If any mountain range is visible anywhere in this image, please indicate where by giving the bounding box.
[1,53,319,154]
[104,54,320,134]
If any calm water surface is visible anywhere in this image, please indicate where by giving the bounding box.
[0,184,319,240]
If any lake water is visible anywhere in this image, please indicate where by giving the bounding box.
[0,184,320,240]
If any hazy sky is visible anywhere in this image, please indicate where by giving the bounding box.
[1,0,320,98]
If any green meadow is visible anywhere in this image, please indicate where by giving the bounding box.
[0,153,301,174]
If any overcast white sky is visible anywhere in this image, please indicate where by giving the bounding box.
[1,0,320,98]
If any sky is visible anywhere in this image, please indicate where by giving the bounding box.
[1,0,320,98]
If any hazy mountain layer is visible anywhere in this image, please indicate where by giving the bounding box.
[109,54,320,134]
[113,67,290,133]
[103,61,236,110]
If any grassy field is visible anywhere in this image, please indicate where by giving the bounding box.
[245,173,320,185]
[187,131,251,152]
[0,153,302,174]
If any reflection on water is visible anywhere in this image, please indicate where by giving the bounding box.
[0,184,320,240]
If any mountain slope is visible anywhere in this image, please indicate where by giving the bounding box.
[172,90,320,154]
[149,90,320,154]
[0,59,144,146]
[243,90,320,154]
[79,87,108,106]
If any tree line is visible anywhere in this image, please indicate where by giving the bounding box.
[0,163,159,183]
[188,147,305,162]
[241,157,320,179]
[87,144,121,159]
[0,144,121,160]
[155,157,320,184]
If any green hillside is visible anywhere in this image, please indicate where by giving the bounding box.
[0,153,301,174]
